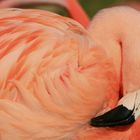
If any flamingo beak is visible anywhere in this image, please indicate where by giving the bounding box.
[90,90,140,127]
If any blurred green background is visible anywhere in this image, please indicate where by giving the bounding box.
[20,0,140,18]
[79,0,140,18]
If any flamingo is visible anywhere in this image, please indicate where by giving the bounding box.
[0,8,118,140]
[88,6,140,124]
[0,0,140,140]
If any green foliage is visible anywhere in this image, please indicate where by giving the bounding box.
[79,0,140,18]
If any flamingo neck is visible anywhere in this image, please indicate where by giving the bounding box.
[65,0,90,27]
[88,6,140,94]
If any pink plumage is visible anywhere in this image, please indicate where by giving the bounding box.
[0,8,118,140]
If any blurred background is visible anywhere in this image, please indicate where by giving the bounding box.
[0,0,140,19]
[79,0,140,18]
[21,0,140,18]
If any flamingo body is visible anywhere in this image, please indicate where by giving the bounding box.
[0,8,118,140]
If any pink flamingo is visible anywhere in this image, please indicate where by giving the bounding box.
[0,7,118,140]
[0,0,140,139]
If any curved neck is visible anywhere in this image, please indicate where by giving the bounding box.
[88,6,140,94]
[65,0,90,27]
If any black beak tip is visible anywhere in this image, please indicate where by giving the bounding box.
[90,105,135,127]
